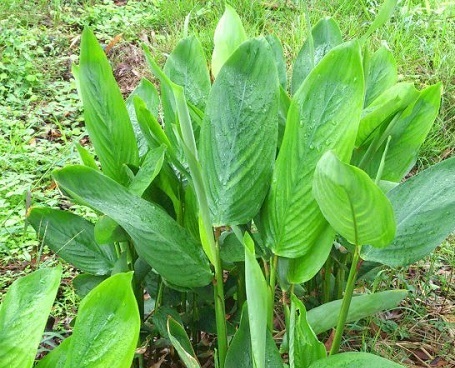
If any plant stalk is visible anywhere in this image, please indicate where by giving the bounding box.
[268,255,278,331]
[213,241,228,368]
[329,245,362,355]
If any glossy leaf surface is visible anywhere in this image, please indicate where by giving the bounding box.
[260,41,364,258]
[64,273,140,368]
[307,290,407,335]
[291,17,342,94]
[362,157,455,266]
[308,352,403,367]
[167,317,201,368]
[211,4,247,78]
[356,82,419,146]
[35,337,71,368]
[53,165,213,287]
[28,208,116,275]
[74,27,138,185]
[313,151,395,247]
[0,267,61,368]
[201,37,280,226]
[164,36,211,111]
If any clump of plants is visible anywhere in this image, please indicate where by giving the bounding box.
[2,1,454,367]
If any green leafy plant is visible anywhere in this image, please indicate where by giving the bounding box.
[0,268,140,368]
[26,0,455,367]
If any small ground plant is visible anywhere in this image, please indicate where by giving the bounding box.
[1,1,454,367]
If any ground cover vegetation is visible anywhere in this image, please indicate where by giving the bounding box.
[0,0,454,367]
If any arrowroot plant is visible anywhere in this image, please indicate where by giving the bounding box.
[15,0,455,367]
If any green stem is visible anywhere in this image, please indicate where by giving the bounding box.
[329,246,362,355]
[268,255,278,331]
[236,262,246,311]
[213,240,228,368]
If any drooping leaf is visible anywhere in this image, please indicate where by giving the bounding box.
[35,337,71,368]
[362,157,455,266]
[74,27,138,185]
[53,165,213,288]
[211,4,247,78]
[291,17,342,94]
[200,37,280,226]
[289,295,326,368]
[313,151,396,247]
[244,233,269,368]
[126,78,160,158]
[308,352,404,368]
[364,46,397,107]
[64,273,140,368]
[356,82,419,146]
[363,83,442,182]
[167,317,201,368]
[0,267,61,368]
[225,304,283,368]
[164,35,211,112]
[260,41,364,258]
[28,208,116,275]
[307,290,408,335]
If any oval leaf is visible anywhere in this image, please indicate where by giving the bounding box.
[260,41,364,258]
[308,352,404,368]
[64,273,140,368]
[313,151,396,247]
[53,165,213,288]
[362,156,455,266]
[291,17,342,94]
[74,27,138,185]
[307,290,408,335]
[28,208,116,275]
[200,37,280,226]
[0,267,61,368]
[211,4,247,78]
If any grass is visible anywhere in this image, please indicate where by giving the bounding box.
[0,0,454,366]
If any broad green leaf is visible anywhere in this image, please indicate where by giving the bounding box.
[362,0,398,42]
[287,226,335,284]
[308,352,404,368]
[75,142,98,170]
[53,165,213,288]
[225,304,283,368]
[74,27,138,185]
[129,145,166,196]
[164,35,211,112]
[356,82,419,146]
[126,78,160,158]
[64,273,140,368]
[167,317,201,368]
[362,157,455,266]
[364,46,397,107]
[200,37,280,226]
[94,215,128,244]
[265,34,287,89]
[363,83,442,182]
[307,290,408,335]
[313,151,396,247]
[0,267,61,368]
[291,17,342,94]
[73,274,107,298]
[289,295,326,368]
[35,337,71,368]
[244,233,268,368]
[28,208,116,275]
[211,4,247,78]
[260,41,364,258]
